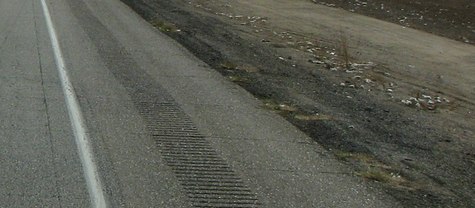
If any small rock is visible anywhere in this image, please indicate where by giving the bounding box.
[309,60,324,64]
[435,96,442,103]
[422,94,432,99]
[401,99,412,105]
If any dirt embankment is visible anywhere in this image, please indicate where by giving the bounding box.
[120,0,474,207]
[312,0,475,45]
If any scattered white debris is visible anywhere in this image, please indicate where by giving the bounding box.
[422,94,432,99]
[390,172,402,178]
[401,99,412,105]
[387,89,393,92]
[399,16,408,23]
[309,60,324,64]
[351,62,375,69]
[401,97,419,106]
[401,95,450,109]
[435,96,442,103]
[364,78,373,83]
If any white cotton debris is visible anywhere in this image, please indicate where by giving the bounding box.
[401,94,450,109]
[422,94,432,99]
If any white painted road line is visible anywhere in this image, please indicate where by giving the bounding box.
[39,0,107,207]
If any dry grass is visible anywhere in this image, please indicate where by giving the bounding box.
[150,19,180,32]
[294,114,335,121]
[335,151,409,187]
[356,169,406,185]
[220,61,238,70]
[227,75,248,83]
[236,65,259,73]
[262,99,298,113]
[339,31,351,69]
[335,151,375,163]
[367,71,390,90]
[221,61,259,73]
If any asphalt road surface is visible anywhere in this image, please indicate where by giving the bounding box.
[0,0,401,207]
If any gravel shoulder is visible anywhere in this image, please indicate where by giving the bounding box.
[120,0,475,207]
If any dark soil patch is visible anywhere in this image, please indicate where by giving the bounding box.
[312,0,475,44]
